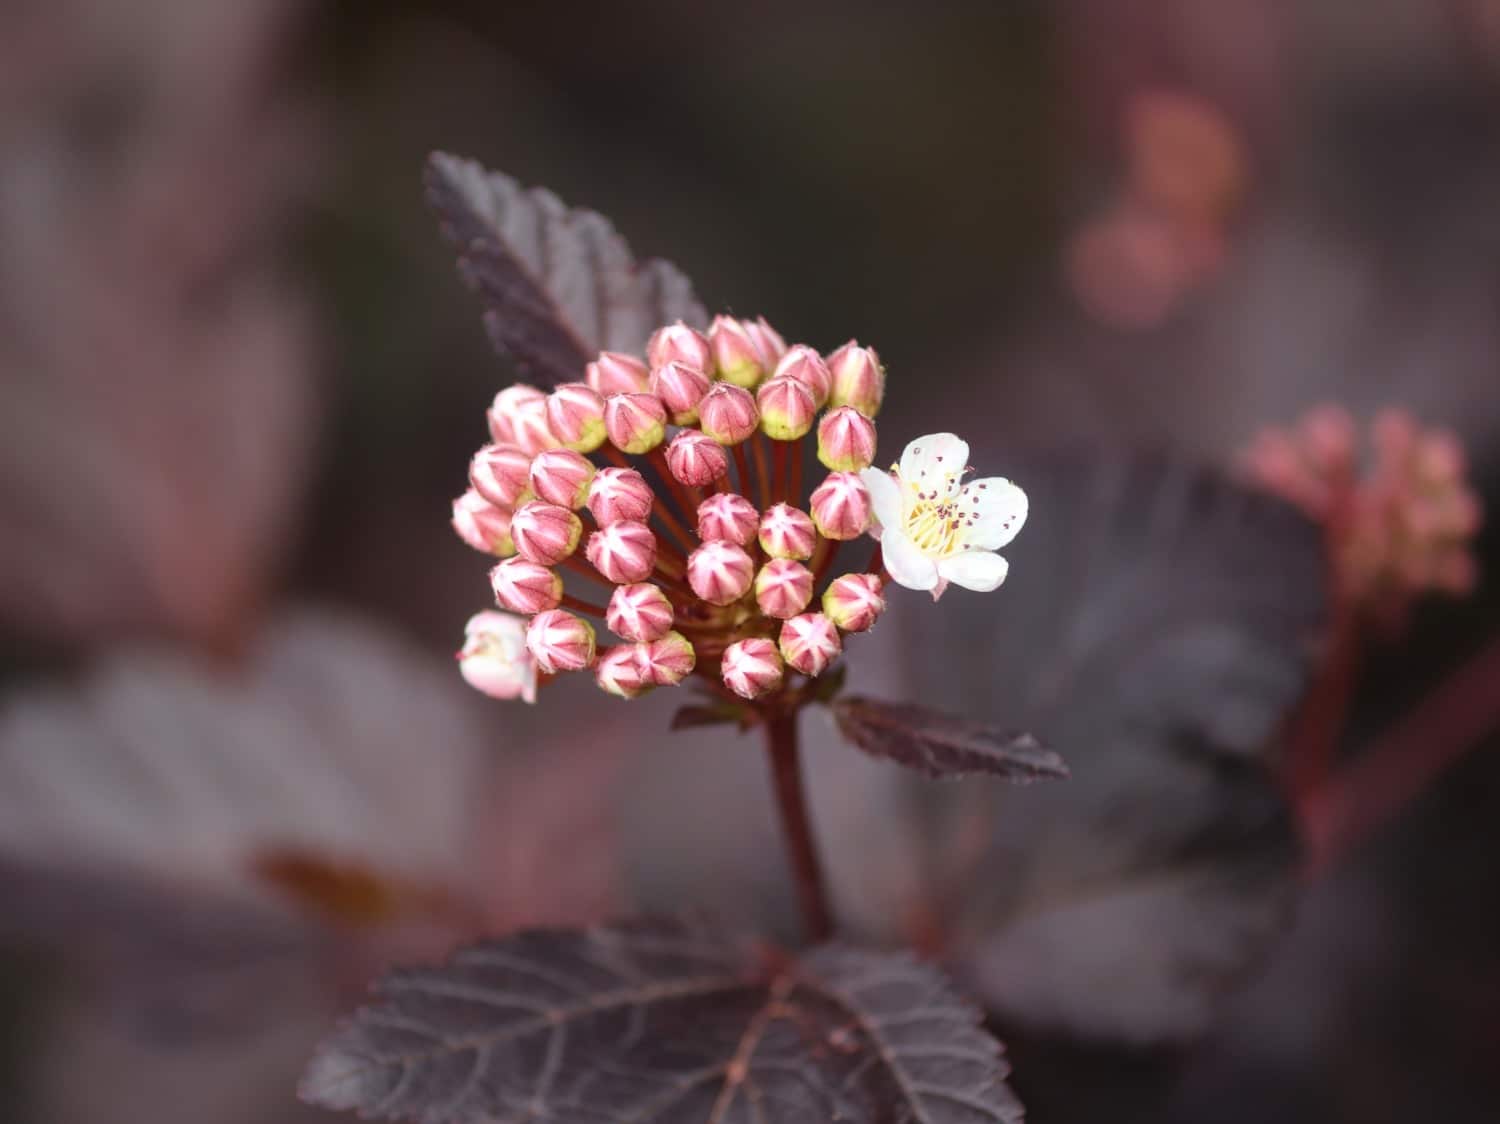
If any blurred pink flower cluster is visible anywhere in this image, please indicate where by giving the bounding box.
[453,317,894,704]
[1241,406,1482,620]
[1067,90,1247,329]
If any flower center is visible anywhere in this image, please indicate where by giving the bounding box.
[901,469,974,558]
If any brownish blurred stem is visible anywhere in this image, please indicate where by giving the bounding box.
[733,444,752,497]
[1304,631,1500,875]
[1286,603,1361,805]
[764,711,833,943]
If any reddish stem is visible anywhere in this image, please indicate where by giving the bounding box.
[559,592,609,618]
[1304,632,1500,875]
[1285,604,1362,809]
[752,433,773,510]
[764,711,834,943]
[772,441,788,506]
[733,444,753,498]
[810,538,843,591]
[788,443,804,507]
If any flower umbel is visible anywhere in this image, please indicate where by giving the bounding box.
[453,317,1026,703]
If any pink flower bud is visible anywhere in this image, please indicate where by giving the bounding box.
[646,321,713,374]
[817,406,877,472]
[595,646,650,698]
[821,572,886,632]
[606,582,675,642]
[529,448,596,509]
[745,317,788,370]
[721,637,784,700]
[587,351,651,396]
[697,492,759,545]
[687,541,755,606]
[452,489,515,556]
[586,520,658,584]
[605,392,668,454]
[650,360,712,425]
[809,472,871,540]
[525,610,597,673]
[586,466,654,525]
[826,341,886,417]
[772,345,833,408]
[778,612,842,677]
[470,443,534,507]
[637,630,696,686]
[709,316,766,388]
[754,559,814,619]
[546,383,607,452]
[698,383,760,445]
[491,386,559,455]
[510,501,583,565]
[486,384,546,445]
[756,376,817,441]
[489,557,563,615]
[758,503,817,560]
[665,431,729,487]
[458,610,537,702]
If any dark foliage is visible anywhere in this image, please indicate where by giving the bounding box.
[425,154,706,387]
[832,697,1066,782]
[302,916,1023,1124]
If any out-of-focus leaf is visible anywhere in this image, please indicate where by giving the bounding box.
[250,849,471,930]
[0,0,318,654]
[301,916,1023,1124]
[426,153,707,386]
[832,696,1066,782]
[0,608,628,1124]
[0,610,490,898]
[879,451,1326,1043]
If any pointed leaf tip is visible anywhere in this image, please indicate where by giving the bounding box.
[424,153,706,387]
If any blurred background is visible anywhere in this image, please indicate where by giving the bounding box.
[2,0,1499,1121]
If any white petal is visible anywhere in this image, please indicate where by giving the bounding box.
[958,477,1028,550]
[936,549,1009,592]
[882,530,940,591]
[899,433,969,502]
[858,467,904,537]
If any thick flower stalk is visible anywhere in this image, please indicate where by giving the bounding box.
[452,316,1028,705]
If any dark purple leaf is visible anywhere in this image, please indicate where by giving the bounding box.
[832,697,1066,782]
[300,916,1024,1124]
[425,153,707,387]
[887,452,1326,1042]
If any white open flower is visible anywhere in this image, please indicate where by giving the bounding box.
[457,610,538,702]
[859,433,1026,600]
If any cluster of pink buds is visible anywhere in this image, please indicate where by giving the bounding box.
[1240,406,1482,620]
[455,316,893,704]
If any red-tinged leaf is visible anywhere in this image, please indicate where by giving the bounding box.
[301,916,1024,1124]
[251,848,470,929]
[832,697,1067,782]
[425,154,706,386]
